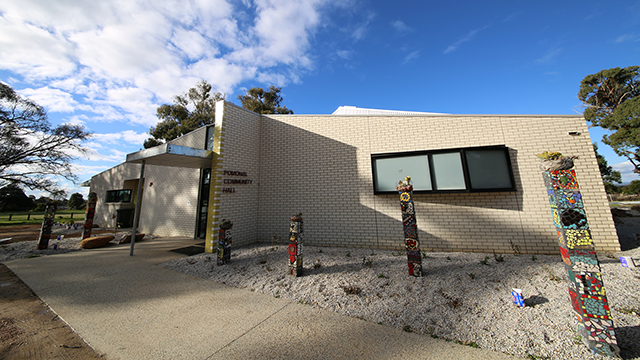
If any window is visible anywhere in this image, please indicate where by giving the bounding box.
[205,125,216,151]
[371,145,515,194]
[106,189,132,203]
[374,155,432,191]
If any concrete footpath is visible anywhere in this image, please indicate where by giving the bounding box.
[6,237,520,360]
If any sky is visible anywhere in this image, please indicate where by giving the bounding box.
[1,0,639,198]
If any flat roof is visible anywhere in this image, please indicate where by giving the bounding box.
[126,143,213,168]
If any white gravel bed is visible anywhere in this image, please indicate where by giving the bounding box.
[160,244,640,360]
[0,236,84,262]
[0,229,149,263]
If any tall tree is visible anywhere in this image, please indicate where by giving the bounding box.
[0,82,91,193]
[594,143,622,193]
[237,86,293,114]
[578,66,640,173]
[144,80,225,148]
[0,184,35,212]
[68,192,86,210]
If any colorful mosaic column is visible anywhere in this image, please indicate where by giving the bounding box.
[217,220,232,265]
[543,169,620,357]
[288,214,303,276]
[399,189,422,277]
[36,204,56,250]
[82,192,98,240]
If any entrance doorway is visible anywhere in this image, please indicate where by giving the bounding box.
[196,168,211,239]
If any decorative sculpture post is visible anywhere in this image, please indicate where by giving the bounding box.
[82,192,98,240]
[36,203,56,250]
[288,213,303,276]
[397,177,422,277]
[539,152,620,357]
[217,219,232,265]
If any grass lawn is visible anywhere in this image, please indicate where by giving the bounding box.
[0,210,85,227]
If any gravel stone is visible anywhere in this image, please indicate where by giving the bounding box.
[161,244,640,360]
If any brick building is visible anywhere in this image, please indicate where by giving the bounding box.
[89,101,619,254]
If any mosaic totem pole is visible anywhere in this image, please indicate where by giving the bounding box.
[397,177,422,277]
[36,204,56,250]
[288,213,303,276]
[82,192,98,240]
[217,219,232,265]
[541,157,620,357]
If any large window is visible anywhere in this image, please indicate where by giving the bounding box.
[371,145,515,194]
[105,189,132,203]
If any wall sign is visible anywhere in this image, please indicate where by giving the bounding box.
[222,169,253,193]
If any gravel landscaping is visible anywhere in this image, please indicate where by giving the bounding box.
[161,243,640,360]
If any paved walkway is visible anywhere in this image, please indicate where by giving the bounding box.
[6,237,520,359]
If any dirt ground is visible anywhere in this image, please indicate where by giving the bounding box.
[0,225,110,359]
[0,264,103,359]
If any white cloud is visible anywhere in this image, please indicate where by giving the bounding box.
[0,0,363,187]
[93,130,149,145]
[503,12,519,22]
[0,0,343,125]
[612,161,640,184]
[403,50,420,64]
[82,146,129,163]
[443,25,490,54]
[615,33,640,43]
[351,11,375,41]
[536,48,562,64]
[0,16,77,79]
[336,50,354,60]
[18,87,78,113]
[391,20,412,33]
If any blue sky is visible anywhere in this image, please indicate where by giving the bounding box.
[1,0,639,198]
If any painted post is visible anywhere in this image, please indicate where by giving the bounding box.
[540,154,620,357]
[397,177,422,277]
[82,192,98,240]
[288,213,303,276]
[217,219,232,265]
[36,204,56,250]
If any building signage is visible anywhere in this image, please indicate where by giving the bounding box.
[222,169,253,193]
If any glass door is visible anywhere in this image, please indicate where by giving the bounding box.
[196,168,211,239]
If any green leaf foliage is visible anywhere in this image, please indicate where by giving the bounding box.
[593,143,621,194]
[0,184,35,212]
[579,66,640,172]
[67,192,86,210]
[144,80,225,149]
[237,86,293,114]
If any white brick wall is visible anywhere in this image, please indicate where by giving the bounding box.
[90,102,619,255]
[254,112,618,254]
[204,102,262,252]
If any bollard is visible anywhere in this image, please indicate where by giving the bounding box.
[36,204,56,250]
[540,155,620,357]
[288,213,304,276]
[217,219,233,265]
[397,177,422,277]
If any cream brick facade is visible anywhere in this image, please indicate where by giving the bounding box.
[90,101,620,255]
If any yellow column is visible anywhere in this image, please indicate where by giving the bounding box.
[205,112,225,253]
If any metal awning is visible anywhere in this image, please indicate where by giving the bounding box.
[125,143,213,168]
[125,143,213,256]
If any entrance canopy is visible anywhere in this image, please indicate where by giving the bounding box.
[124,143,214,256]
[126,143,213,168]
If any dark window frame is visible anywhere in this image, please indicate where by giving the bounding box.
[105,189,133,203]
[371,145,516,195]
